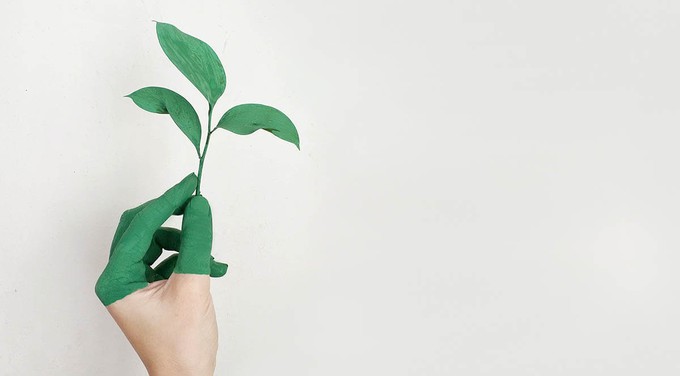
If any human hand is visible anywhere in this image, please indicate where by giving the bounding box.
[95,173,227,376]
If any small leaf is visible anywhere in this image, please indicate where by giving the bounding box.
[156,22,226,107]
[216,104,300,150]
[125,86,202,153]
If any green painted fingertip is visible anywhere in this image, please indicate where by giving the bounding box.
[188,195,210,215]
[210,259,228,277]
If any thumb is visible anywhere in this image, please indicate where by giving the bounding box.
[174,195,213,275]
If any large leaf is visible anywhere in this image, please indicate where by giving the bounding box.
[155,22,226,107]
[216,104,300,149]
[125,86,202,153]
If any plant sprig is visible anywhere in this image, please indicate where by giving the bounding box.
[126,22,300,195]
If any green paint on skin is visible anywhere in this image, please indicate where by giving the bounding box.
[95,174,227,306]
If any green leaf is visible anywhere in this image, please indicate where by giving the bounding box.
[125,86,202,153]
[216,104,300,150]
[155,22,226,107]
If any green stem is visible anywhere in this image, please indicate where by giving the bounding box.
[196,105,214,195]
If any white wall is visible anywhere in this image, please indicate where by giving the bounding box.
[2,0,680,374]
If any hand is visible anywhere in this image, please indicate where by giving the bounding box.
[95,173,227,376]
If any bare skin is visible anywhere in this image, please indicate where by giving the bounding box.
[106,273,217,376]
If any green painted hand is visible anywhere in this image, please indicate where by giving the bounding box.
[95,173,227,306]
[97,21,300,374]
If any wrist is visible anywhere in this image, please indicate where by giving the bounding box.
[145,356,215,376]
[147,364,214,376]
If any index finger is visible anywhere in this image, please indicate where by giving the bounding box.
[112,173,197,263]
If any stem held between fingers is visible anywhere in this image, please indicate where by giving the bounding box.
[196,105,214,196]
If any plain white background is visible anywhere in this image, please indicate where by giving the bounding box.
[2,0,680,374]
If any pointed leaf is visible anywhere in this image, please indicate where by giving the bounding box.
[156,22,226,107]
[125,86,202,153]
[216,104,300,149]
